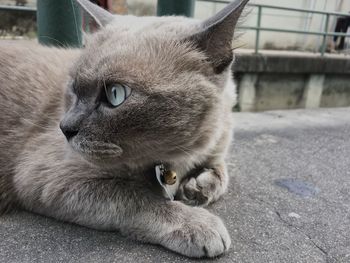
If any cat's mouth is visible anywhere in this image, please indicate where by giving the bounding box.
[70,139,123,159]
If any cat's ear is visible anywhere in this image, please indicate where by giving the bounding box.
[76,0,114,27]
[189,0,249,74]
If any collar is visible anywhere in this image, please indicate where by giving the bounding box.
[154,163,177,201]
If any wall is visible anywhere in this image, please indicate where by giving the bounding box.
[234,52,350,111]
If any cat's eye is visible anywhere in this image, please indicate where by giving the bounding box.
[104,83,131,107]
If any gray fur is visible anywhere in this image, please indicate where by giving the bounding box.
[0,0,248,258]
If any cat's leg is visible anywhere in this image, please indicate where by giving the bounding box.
[177,129,232,207]
[15,162,231,258]
[177,161,229,207]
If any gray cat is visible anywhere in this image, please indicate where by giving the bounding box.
[0,0,248,258]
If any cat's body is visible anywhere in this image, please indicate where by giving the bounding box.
[0,0,248,258]
[0,43,79,212]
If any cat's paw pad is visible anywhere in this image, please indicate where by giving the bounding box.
[162,208,231,258]
[177,169,225,206]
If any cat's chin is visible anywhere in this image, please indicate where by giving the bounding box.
[79,154,122,168]
[69,138,124,165]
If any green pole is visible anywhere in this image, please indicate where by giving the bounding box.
[37,0,82,47]
[321,13,330,56]
[157,0,195,17]
[255,6,262,54]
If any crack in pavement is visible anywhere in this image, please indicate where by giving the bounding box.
[274,210,329,260]
[248,194,330,261]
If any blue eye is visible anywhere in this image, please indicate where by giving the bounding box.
[105,83,131,107]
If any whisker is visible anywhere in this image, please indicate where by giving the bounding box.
[15,115,54,130]
[173,144,221,159]
[173,146,193,158]
[38,36,68,48]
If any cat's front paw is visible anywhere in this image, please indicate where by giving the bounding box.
[176,168,227,206]
[161,207,231,258]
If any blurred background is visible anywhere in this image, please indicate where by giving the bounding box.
[1,0,350,53]
[0,0,349,111]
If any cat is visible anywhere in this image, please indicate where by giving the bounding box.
[0,0,248,258]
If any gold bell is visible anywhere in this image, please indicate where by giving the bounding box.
[163,170,177,185]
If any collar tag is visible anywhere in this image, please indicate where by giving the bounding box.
[155,164,174,201]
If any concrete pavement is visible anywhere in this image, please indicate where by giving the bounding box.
[1,107,350,262]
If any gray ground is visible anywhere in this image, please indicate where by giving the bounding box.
[1,107,350,263]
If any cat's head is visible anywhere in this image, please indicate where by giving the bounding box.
[60,0,248,168]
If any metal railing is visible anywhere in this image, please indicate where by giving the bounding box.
[2,1,350,55]
[0,5,36,12]
[198,0,350,56]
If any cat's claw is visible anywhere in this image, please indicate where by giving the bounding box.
[177,168,226,207]
[161,207,231,258]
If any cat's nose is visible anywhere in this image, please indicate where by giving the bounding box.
[60,122,79,141]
